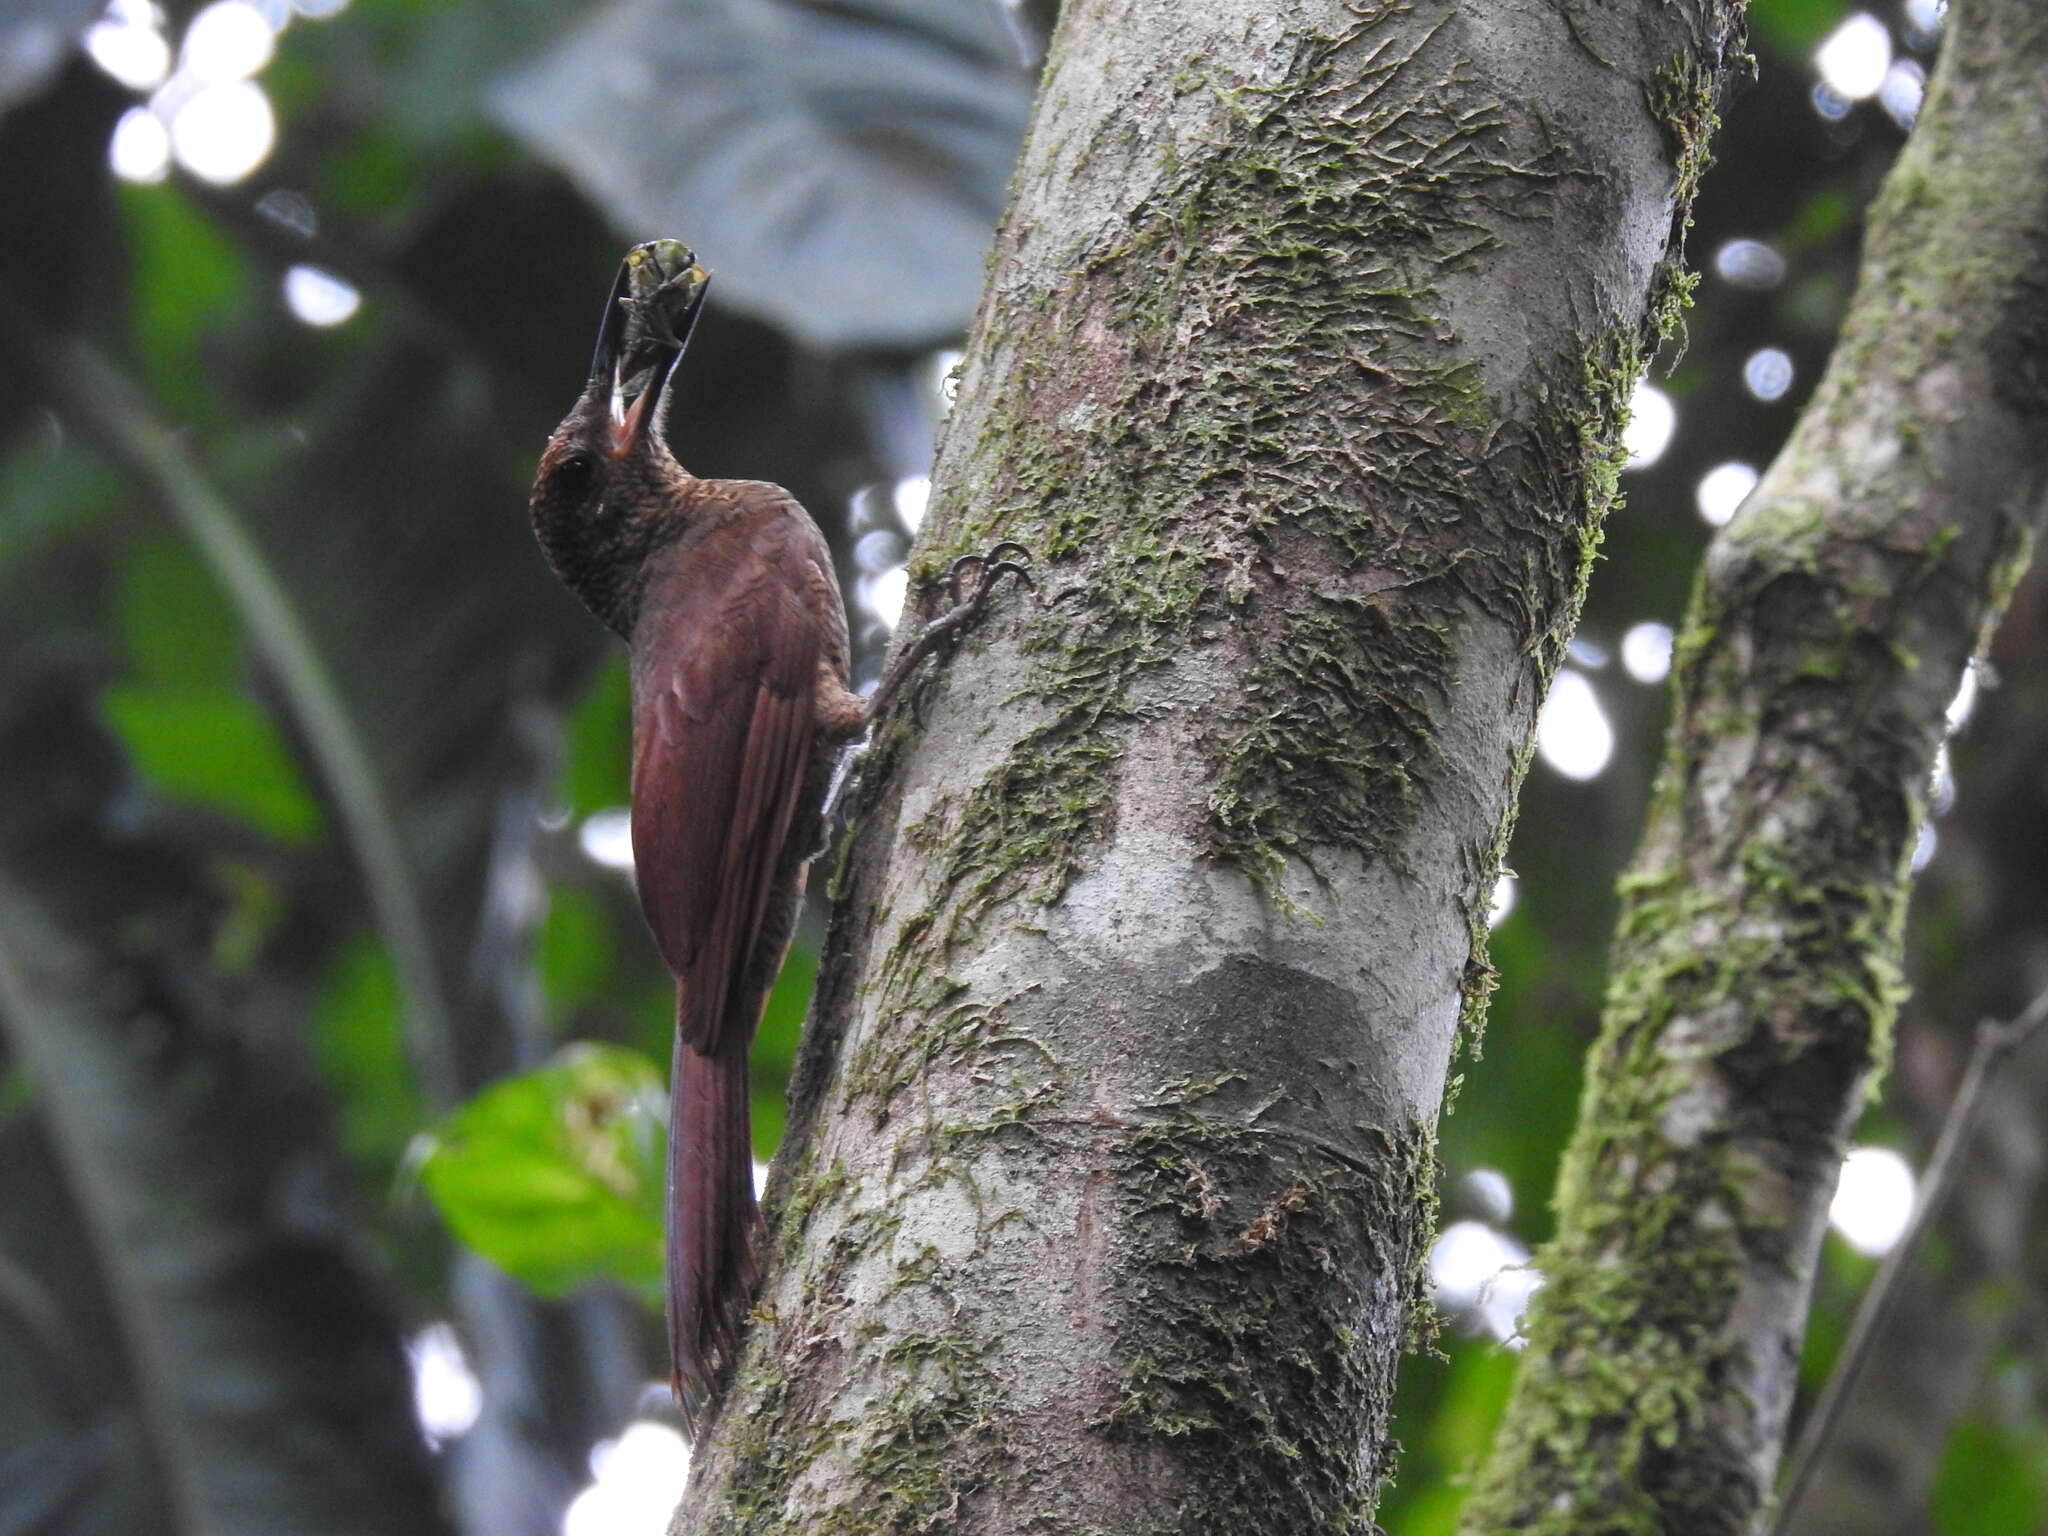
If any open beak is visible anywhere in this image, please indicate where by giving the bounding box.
[589,239,710,457]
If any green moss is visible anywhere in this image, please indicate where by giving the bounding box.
[854,4,1635,1118]
[838,1331,1010,1533]
[1641,52,1725,358]
[1462,500,1932,1533]
[1101,1088,1438,1532]
[714,1187,1015,1535]
[723,7,1748,1529]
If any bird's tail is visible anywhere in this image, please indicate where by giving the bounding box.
[667,1038,758,1437]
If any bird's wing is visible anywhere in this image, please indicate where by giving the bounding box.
[629,518,821,1058]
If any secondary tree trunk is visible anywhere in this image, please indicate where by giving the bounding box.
[1464,3,2048,1532]
[1793,565,2048,1529]
[679,0,1743,1528]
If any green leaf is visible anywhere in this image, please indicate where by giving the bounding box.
[117,536,239,690]
[489,0,1034,348]
[312,937,425,1178]
[1933,1415,2048,1536]
[100,682,327,843]
[418,1043,666,1297]
[561,659,632,818]
[1750,0,1848,54]
[752,940,819,1158]
[118,184,251,418]
[537,884,619,1013]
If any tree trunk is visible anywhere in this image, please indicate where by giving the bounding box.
[1792,564,2048,1532]
[1464,3,2048,1532]
[679,0,1742,1528]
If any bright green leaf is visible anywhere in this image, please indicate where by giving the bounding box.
[100,683,327,842]
[1933,1415,2048,1536]
[418,1043,666,1297]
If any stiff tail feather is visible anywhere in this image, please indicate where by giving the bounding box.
[667,1038,759,1436]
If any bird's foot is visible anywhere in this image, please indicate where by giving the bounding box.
[863,542,1036,728]
[815,736,869,856]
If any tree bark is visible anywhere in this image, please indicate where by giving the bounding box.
[678,0,1742,1528]
[1464,3,2048,1532]
[1793,566,2048,1532]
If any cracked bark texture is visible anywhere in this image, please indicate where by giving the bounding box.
[1464,3,2048,1533]
[675,0,1743,1529]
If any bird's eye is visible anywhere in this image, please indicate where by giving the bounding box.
[552,451,597,498]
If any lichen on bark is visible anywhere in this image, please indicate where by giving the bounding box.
[1464,3,2048,1532]
[677,1,1745,1529]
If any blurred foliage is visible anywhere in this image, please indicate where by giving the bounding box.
[419,1044,666,1300]
[0,0,2039,1531]
[1933,1410,2048,1535]
[491,0,1034,348]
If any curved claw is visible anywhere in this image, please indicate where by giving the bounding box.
[945,544,1036,605]
[946,552,988,605]
[980,559,1037,598]
[860,540,1042,727]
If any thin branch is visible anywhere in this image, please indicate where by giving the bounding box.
[4,297,462,1109]
[1772,982,2048,1535]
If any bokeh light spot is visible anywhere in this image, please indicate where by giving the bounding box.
[283,264,362,327]
[1816,13,1892,101]
[1946,664,1978,731]
[1713,238,1786,291]
[1536,670,1614,782]
[1487,874,1517,929]
[1880,59,1926,129]
[1911,819,1938,873]
[169,79,276,184]
[87,13,172,88]
[1620,621,1675,685]
[1902,0,1946,48]
[1830,1146,1915,1257]
[1696,461,1760,526]
[1743,348,1795,402]
[1811,82,1854,122]
[1623,380,1676,468]
[110,105,172,183]
[866,566,909,630]
[892,474,930,535]
[579,808,635,873]
[181,0,277,84]
[1462,1169,1514,1224]
[1429,1220,1541,1346]
[408,1323,482,1447]
[563,1421,692,1536]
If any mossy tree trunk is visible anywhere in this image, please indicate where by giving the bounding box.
[1792,561,2048,1528]
[678,0,1744,1529]
[1463,3,2048,1533]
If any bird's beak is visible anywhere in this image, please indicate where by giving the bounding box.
[589,240,710,458]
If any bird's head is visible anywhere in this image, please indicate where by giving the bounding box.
[531,240,710,631]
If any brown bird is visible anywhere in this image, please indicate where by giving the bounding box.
[528,240,1028,1432]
